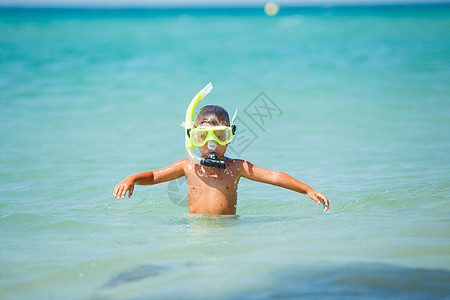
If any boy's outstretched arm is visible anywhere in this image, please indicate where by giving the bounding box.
[238,160,329,211]
[113,159,187,199]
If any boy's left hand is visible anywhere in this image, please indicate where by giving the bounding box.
[307,189,329,212]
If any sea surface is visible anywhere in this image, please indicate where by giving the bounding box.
[1,5,449,299]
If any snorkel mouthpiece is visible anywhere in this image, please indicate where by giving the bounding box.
[184,82,227,169]
[202,152,226,169]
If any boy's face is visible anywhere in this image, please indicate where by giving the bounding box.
[197,122,228,159]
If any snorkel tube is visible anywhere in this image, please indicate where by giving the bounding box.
[185,82,226,169]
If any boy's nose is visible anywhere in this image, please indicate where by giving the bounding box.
[207,140,218,150]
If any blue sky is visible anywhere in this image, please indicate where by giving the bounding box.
[1,0,449,8]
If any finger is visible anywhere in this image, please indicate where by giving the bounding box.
[320,194,329,206]
[313,195,321,205]
[312,196,320,205]
[114,185,122,198]
[121,185,128,198]
[316,193,324,203]
[113,185,120,197]
[324,198,329,209]
[318,194,330,211]
[118,185,126,199]
[115,185,123,199]
[129,185,134,198]
[123,185,130,198]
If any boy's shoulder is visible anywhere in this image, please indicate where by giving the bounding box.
[225,157,250,164]
[224,157,238,163]
[175,158,192,167]
[167,158,191,170]
[224,157,252,169]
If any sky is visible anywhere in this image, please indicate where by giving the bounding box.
[0,0,449,8]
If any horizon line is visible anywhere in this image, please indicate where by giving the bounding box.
[1,1,449,9]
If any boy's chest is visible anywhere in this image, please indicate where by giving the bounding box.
[186,168,239,192]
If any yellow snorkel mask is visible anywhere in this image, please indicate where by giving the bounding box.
[184,82,235,169]
[189,125,234,147]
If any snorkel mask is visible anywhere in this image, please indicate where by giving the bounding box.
[184,82,236,169]
[189,126,234,147]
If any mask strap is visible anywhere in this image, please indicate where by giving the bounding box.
[231,109,238,125]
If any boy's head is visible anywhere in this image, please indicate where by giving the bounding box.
[194,105,230,127]
[193,105,232,160]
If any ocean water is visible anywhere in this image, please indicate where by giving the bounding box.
[1,5,449,299]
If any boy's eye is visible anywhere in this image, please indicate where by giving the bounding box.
[214,130,227,141]
[198,131,208,141]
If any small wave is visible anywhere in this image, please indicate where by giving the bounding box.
[0,213,111,231]
[36,219,98,231]
[0,213,50,227]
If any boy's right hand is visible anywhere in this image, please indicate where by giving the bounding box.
[113,177,134,199]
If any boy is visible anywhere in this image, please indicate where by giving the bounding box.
[113,86,329,215]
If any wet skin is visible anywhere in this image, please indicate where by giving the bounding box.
[113,157,329,215]
[113,123,329,215]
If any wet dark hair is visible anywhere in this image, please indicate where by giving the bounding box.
[194,105,230,127]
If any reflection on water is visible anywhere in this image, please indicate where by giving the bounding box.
[224,263,450,299]
[104,264,169,288]
[98,262,450,299]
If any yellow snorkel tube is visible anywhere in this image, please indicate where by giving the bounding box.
[185,82,226,169]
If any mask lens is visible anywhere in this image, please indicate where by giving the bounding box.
[192,129,209,145]
[213,129,230,143]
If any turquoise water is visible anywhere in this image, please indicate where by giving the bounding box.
[1,6,449,299]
